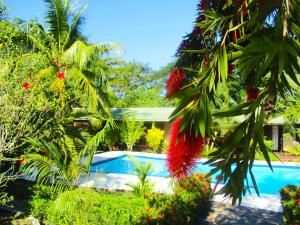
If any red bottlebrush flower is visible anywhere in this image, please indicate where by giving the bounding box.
[176,41,187,55]
[259,0,266,5]
[39,148,46,155]
[216,175,223,182]
[242,1,248,17]
[198,0,209,10]
[203,54,209,69]
[166,68,184,97]
[246,87,260,101]
[147,217,154,222]
[230,30,240,42]
[57,72,65,80]
[166,119,205,178]
[193,26,201,37]
[228,63,235,75]
[18,158,25,165]
[157,214,164,219]
[168,210,175,216]
[235,0,241,4]
[23,82,30,90]
[196,15,205,23]
[295,199,300,206]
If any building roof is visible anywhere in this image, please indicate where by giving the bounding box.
[111,108,175,122]
[111,108,299,125]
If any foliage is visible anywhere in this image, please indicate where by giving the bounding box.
[28,185,54,221]
[280,185,300,225]
[145,124,165,153]
[127,156,154,197]
[138,173,211,225]
[29,188,148,225]
[120,116,145,151]
[110,61,175,108]
[168,0,300,204]
[285,146,300,159]
[0,166,14,206]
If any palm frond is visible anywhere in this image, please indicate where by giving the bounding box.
[81,118,117,168]
[44,0,70,49]
[67,66,106,112]
[64,40,121,70]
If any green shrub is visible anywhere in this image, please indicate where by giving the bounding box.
[138,173,211,225]
[29,188,148,225]
[145,124,165,153]
[280,185,300,225]
[28,185,54,221]
[285,145,300,158]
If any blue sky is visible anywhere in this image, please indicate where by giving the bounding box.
[4,0,198,70]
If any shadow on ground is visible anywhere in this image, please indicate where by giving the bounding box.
[198,202,282,225]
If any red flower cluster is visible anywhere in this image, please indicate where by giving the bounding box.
[246,87,260,101]
[166,68,184,97]
[18,158,25,165]
[228,63,235,75]
[242,1,248,17]
[166,119,205,178]
[295,199,300,206]
[259,0,266,4]
[57,72,65,80]
[198,0,209,10]
[203,54,209,69]
[23,82,30,90]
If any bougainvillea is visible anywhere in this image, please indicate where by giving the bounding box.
[23,82,30,90]
[57,72,65,80]
[246,87,260,101]
[165,68,184,98]
[166,119,205,178]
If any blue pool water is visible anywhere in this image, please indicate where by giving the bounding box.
[91,155,300,195]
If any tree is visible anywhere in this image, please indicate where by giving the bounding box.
[120,116,145,151]
[166,0,300,204]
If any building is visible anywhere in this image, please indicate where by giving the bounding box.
[112,108,300,152]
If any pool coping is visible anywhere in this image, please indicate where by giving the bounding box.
[78,151,300,213]
[91,151,300,167]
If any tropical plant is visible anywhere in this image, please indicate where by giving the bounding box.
[127,156,154,197]
[145,124,165,153]
[120,116,145,151]
[139,173,211,225]
[165,0,300,203]
[280,185,300,225]
[21,136,87,195]
[29,188,148,225]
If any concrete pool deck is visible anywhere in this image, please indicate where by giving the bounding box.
[77,151,300,213]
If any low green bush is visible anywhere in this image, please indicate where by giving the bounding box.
[29,187,148,225]
[280,185,300,225]
[28,185,54,221]
[138,173,211,225]
[29,174,211,225]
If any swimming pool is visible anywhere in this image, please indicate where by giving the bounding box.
[90,155,300,195]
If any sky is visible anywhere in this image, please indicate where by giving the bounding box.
[4,0,199,70]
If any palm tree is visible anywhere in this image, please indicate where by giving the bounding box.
[27,0,120,113]
[21,117,117,195]
[18,0,120,194]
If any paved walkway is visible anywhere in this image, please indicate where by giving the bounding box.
[200,202,282,225]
